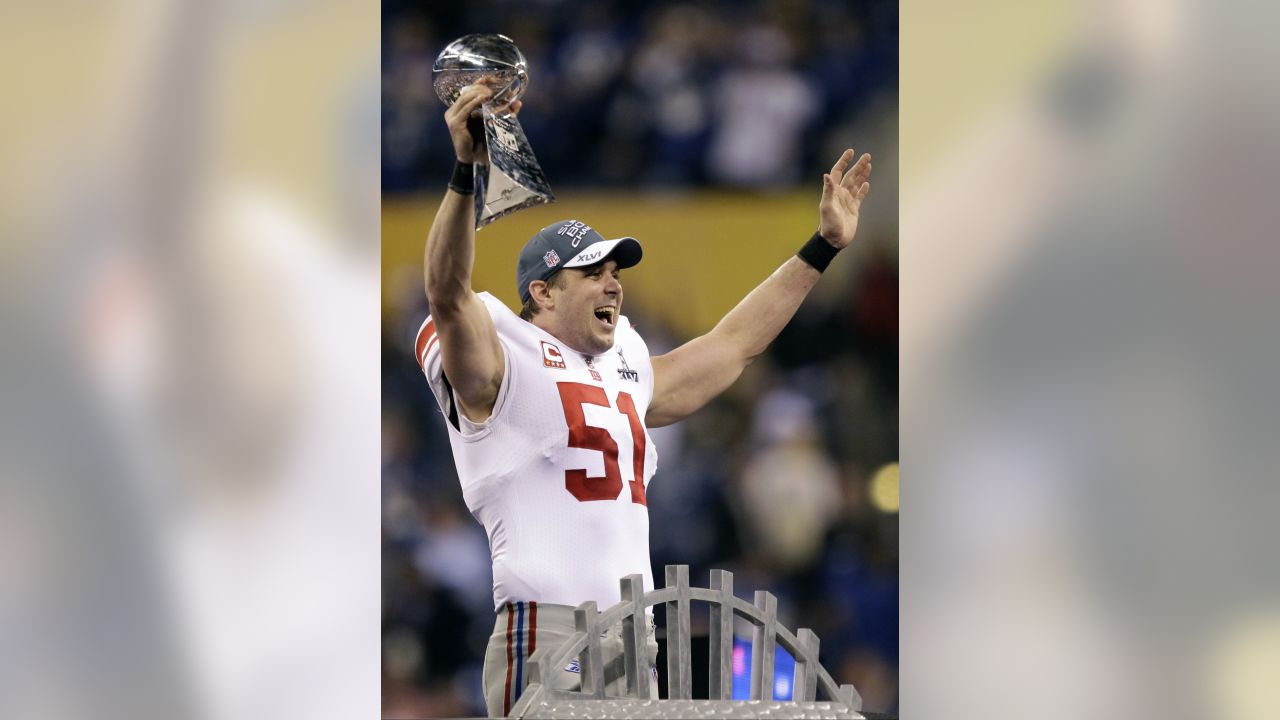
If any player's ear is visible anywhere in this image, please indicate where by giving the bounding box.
[529,279,554,311]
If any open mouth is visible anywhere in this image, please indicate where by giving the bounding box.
[593,306,616,328]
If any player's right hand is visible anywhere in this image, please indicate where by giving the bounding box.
[445,83,523,165]
[445,84,491,164]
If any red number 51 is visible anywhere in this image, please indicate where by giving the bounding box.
[556,382,647,505]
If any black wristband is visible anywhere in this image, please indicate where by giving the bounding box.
[796,232,840,272]
[448,161,475,195]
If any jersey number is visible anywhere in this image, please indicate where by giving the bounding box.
[556,382,647,505]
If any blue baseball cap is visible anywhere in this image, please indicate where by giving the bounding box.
[516,219,643,304]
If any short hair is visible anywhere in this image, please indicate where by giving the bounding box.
[519,270,567,321]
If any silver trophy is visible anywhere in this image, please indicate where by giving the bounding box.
[434,33,556,229]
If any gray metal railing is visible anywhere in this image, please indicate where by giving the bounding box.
[509,565,862,718]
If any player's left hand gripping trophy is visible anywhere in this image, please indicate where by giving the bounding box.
[434,33,556,229]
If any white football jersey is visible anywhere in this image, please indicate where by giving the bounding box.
[416,292,658,611]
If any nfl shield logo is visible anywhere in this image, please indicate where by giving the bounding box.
[544,250,561,268]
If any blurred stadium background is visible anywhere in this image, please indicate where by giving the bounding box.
[381,1,899,716]
[9,0,1278,719]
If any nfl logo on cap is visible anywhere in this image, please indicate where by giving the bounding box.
[543,250,560,268]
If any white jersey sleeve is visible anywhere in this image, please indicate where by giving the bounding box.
[414,302,515,439]
[414,292,659,612]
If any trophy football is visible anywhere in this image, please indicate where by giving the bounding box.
[433,34,556,229]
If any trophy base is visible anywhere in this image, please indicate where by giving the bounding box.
[475,164,552,229]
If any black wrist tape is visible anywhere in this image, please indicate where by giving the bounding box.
[448,161,475,195]
[797,232,840,272]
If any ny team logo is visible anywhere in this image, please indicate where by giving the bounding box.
[541,341,566,369]
[584,356,602,382]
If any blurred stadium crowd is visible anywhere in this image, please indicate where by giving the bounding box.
[383,0,896,193]
[381,1,898,716]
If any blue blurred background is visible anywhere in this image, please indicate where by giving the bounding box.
[381,1,898,716]
[383,0,896,193]
[11,0,1278,718]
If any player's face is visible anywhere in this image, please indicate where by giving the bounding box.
[548,259,623,355]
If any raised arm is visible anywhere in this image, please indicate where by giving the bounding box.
[647,150,872,428]
[424,84,520,423]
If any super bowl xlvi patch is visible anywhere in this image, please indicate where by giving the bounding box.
[564,658,580,674]
[616,348,638,382]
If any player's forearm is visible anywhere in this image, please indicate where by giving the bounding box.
[424,189,478,311]
[647,257,822,427]
[709,256,822,362]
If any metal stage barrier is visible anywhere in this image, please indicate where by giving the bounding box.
[510,565,892,719]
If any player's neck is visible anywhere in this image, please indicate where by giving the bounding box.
[530,315,609,357]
